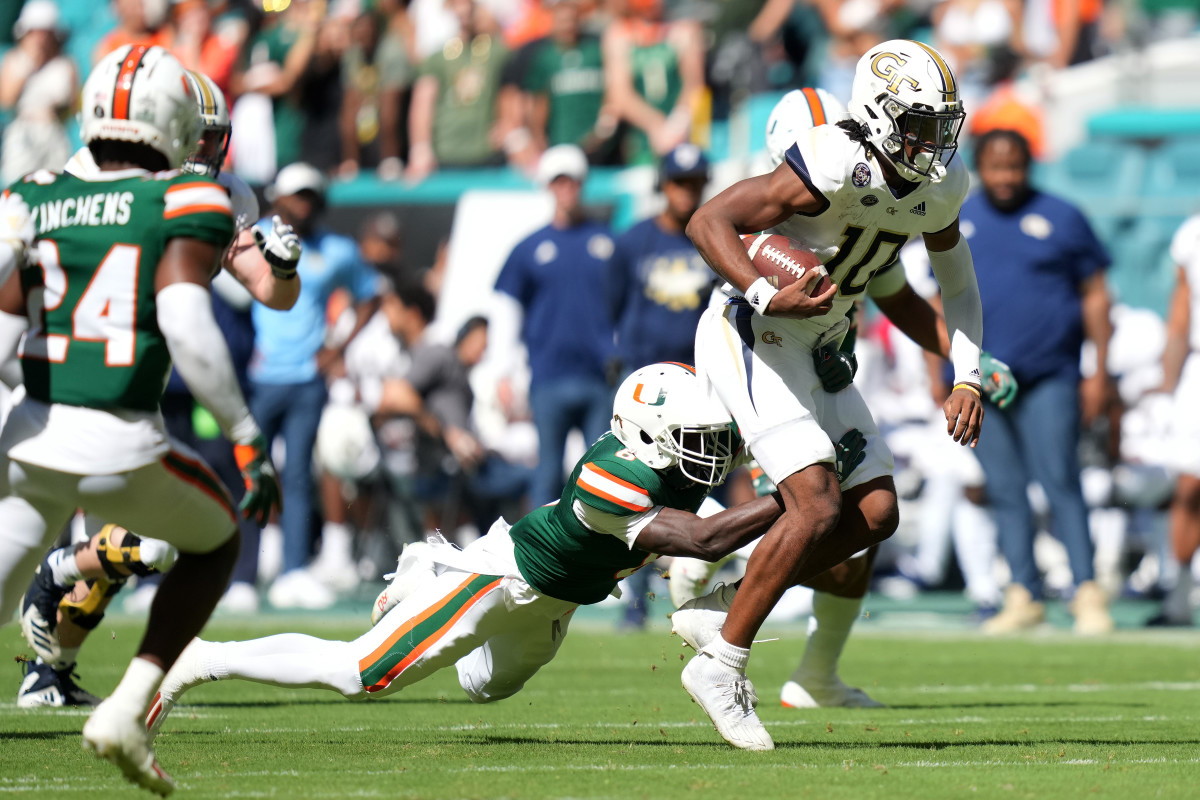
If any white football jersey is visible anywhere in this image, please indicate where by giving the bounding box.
[768,124,969,345]
[63,147,257,236]
[1170,214,1200,352]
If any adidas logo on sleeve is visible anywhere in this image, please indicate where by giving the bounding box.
[909,202,926,216]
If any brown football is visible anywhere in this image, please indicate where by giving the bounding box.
[741,233,833,296]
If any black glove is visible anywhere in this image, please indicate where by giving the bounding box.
[834,428,867,483]
[813,343,858,393]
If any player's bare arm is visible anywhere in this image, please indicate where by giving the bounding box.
[923,218,985,447]
[686,164,837,318]
[632,493,785,562]
[872,283,951,358]
[224,226,301,310]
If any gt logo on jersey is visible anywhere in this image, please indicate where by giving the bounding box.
[761,331,783,347]
[632,384,666,406]
[871,53,919,95]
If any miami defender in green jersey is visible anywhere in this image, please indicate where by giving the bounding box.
[0,45,280,796]
[13,169,232,411]
[144,363,865,744]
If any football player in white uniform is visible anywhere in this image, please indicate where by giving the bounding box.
[12,69,301,709]
[672,83,1016,715]
[677,40,986,749]
[1151,214,1200,625]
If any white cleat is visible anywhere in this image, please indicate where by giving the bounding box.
[681,650,774,751]
[670,582,738,651]
[780,677,885,709]
[146,639,212,739]
[83,698,176,797]
[371,541,439,626]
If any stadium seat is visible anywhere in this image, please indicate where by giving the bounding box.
[1033,141,1147,221]
[1142,139,1200,199]
[1105,215,1183,316]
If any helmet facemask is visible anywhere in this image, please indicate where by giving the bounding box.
[876,96,964,180]
[185,124,230,177]
[661,423,735,487]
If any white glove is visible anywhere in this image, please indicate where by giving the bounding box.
[0,189,34,257]
[253,214,302,279]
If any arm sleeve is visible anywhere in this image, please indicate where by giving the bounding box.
[927,235,984,386]
[156,282,260,444]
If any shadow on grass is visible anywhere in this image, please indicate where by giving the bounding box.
[882,700,1149,710]
[0,731,79,740]
[175,696,473,709]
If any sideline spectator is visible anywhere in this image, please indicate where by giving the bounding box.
[1148,214,1200,626]
[602,0,705,165]
[93,0,171,62]
[250,164,383,609]
[965,130,1115,635]
[0,2,77,185]
[167,0,244,94]
[610,143,713,377]
[407,0,510,181]
[234,0,321,182]
[493,145,616,505]
[524,0,613,162]
[339,9,413,180]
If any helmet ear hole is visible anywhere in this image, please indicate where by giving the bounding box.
[640,431,654,445]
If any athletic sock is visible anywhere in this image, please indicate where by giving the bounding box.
[217,633,362,697]
[706,634,749,674]
[319,523,354,565]
[791,591,862,683]
[109,657,165,714]
[46,548,84,588]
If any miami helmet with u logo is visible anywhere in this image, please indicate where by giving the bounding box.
[847,39,965,182]
[611,362,736,487]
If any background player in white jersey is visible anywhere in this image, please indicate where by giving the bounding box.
[0,45,281,795]
[678,40,986,749]
[142,364,866,743]
[1150,214,1200,625]
[12,68,302,709]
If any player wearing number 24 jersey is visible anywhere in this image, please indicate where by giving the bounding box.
[142,364,867,744]
[0,45,281,796]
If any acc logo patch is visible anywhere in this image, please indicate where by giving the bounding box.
[852,162,871,188]
[861,195,879,207]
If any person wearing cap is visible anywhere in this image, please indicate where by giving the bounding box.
[606,143,713,627]
[0,0,77,185]
[250,163,384,609]
[493,144,616,506]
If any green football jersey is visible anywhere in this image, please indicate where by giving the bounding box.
[509,432,711,605]
[8,168,234,412]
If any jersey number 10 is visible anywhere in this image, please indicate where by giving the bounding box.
[823,225,908,297]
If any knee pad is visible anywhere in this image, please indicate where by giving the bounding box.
[59,578,120,631]
[96,525,179,578]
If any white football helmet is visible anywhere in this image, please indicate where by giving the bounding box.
[80,44,201,170]
[847,39,965,182]
[766,87,848,168]
[611,362,736,487]
[183,70,231,176]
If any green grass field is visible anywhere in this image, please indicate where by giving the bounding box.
[4,612,1200,799]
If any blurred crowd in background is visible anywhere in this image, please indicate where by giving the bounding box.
[2,0,1200,628]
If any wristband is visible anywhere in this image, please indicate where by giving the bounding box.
[952,382,981,398]
[745,277,779,316]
